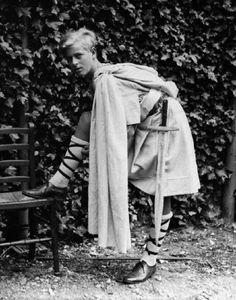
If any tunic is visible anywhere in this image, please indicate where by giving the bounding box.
[88,63,200,253]
[128,89,200,197]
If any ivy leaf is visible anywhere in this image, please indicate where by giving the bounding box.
[17,7,31,18]
[231,60,236,67]
[119,45,126,51]
[0,40,12,52]
[5,98,15,108]
[14,68,29,78]
[215,169,228,180]
[161,54,171,61]
[46,21,63,30]
[189,54,198,64]
[59,12,70,20]
[188,211,197,216]
[207,70,217,82]
[173,55,185,66]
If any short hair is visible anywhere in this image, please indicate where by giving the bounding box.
[60,28,98,53]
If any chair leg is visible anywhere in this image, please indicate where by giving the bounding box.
[28,208,37,259]
[50,201,60,275]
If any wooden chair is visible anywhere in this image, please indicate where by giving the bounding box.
[0,126,60,275]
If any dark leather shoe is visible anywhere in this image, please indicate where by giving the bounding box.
[22,182,67,199]
[123,261,156,284]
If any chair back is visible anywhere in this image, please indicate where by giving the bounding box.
[0,126,36,192]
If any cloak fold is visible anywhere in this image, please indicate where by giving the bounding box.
[88,63,200,253]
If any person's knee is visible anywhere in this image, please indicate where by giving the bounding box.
[79,111,91,126]
[74,111,91,141]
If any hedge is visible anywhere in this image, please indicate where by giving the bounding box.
[0,0,235,229]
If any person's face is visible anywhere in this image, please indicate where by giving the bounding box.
[66,43,96,78]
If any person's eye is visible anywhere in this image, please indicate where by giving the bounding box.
[74,53,82,59]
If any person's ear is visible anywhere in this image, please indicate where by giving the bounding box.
[91,47,96,57]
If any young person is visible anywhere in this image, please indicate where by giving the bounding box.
[23,28,200,284]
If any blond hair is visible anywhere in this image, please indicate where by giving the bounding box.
[61,28,97,52]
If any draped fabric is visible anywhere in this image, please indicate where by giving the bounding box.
[128,94,200,197]
[88,63,200,253]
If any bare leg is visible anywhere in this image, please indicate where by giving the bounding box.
[163,196,171,214]
[22,112,92,198]
[123,196,173,284]
[49,111,91,187]
[140,196,172,266]
[74,111,91,141]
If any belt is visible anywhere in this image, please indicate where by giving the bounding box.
[146,93,168,117]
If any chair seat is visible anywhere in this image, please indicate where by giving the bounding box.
[0,191,55,210]
[0,121,60,274]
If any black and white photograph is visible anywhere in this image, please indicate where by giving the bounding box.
[0,0,235,299]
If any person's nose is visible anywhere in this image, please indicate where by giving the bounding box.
[72,56,79,66]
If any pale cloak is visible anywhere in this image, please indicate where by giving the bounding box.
[88,63,200,253]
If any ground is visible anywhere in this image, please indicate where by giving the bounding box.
[0,224,235,300]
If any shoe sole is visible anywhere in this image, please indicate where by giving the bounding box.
[22,191,66,200]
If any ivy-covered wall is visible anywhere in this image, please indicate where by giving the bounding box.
[0,0,235,226]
